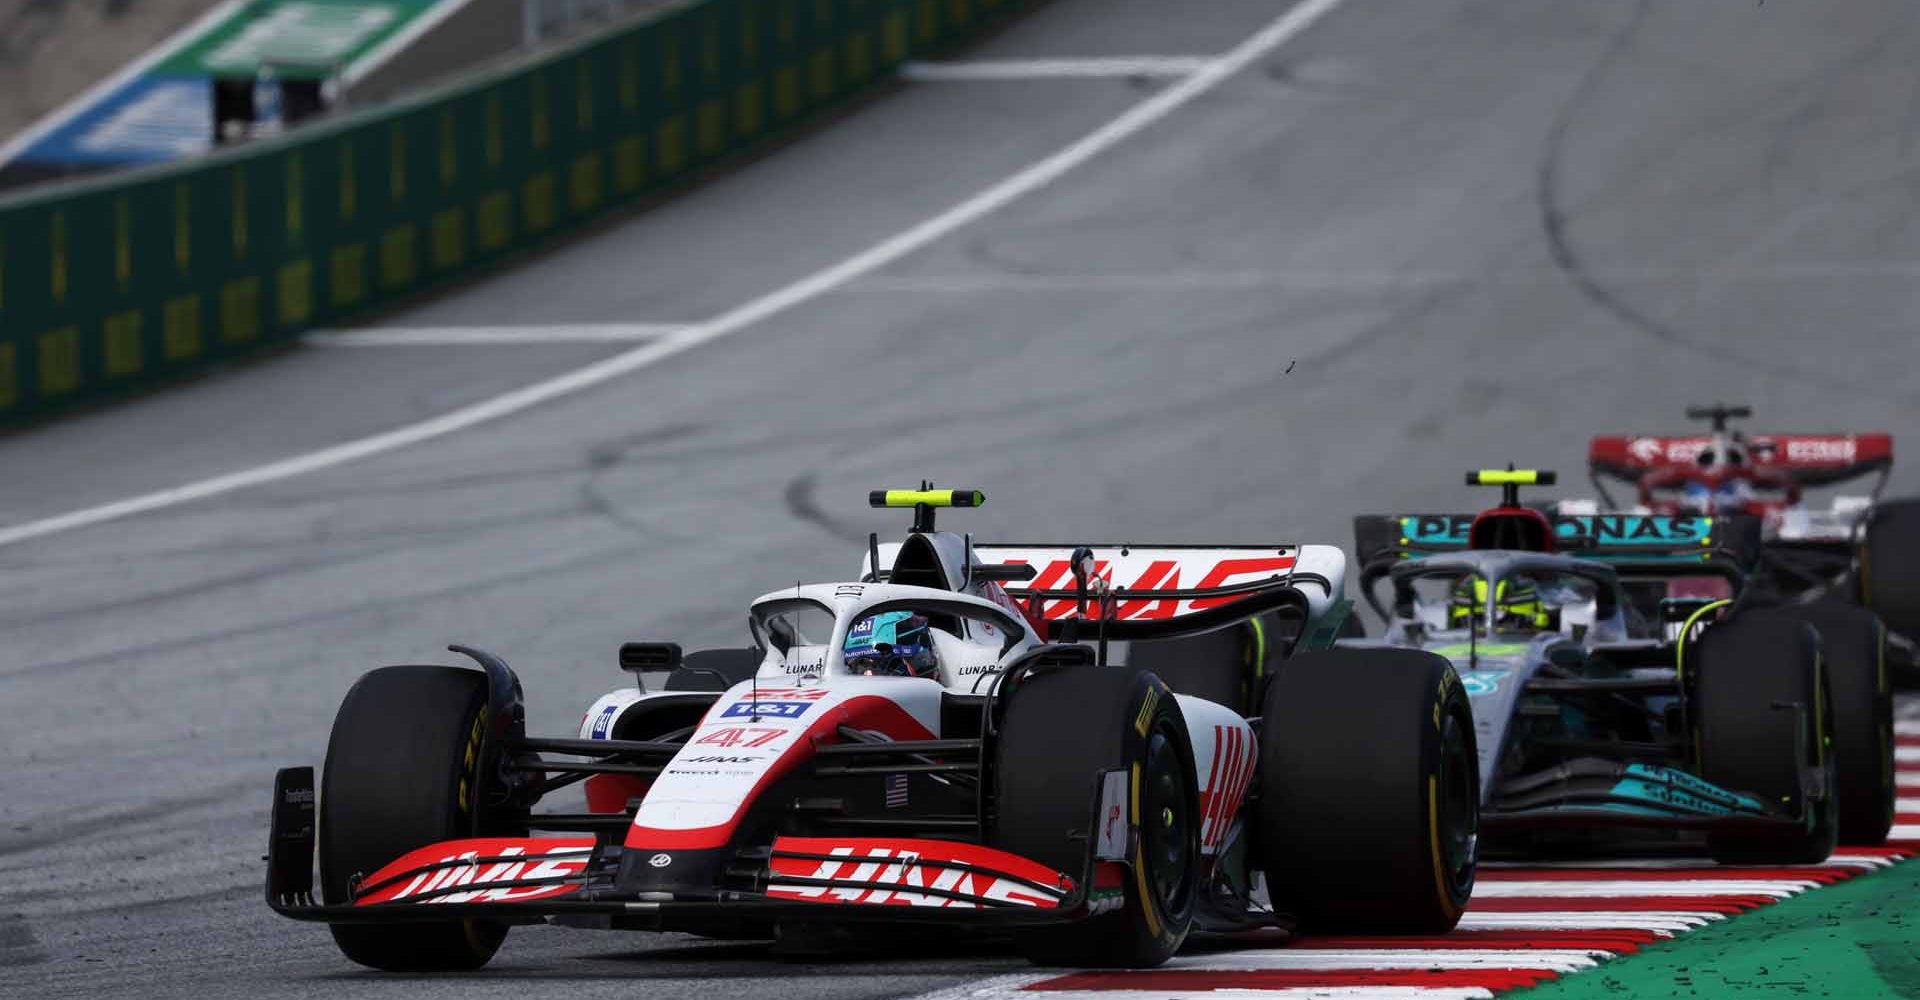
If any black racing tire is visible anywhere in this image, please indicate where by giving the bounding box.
[1254,649,1477,933]
[991,665,1198,968]
[1692,616,1838,865]
[1125,624,1257,715]
[319,665,513,971]
[1776,601,1893,844]
[1860,498,1920,642]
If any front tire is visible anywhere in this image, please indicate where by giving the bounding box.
[1692,616,1838,864]
[319,665,514,971]
[1254,649,1478,933]
[991,665,1198,968]
[1776,601,1893,844]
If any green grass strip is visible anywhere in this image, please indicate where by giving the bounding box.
[1512,859,1920,999]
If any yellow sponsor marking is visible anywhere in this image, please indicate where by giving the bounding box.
[286,153,305,238]
[615,137,647,194]
[430,209,466,270]
[0,343,16,408]
[50,210,67,303]
[523,173,556,232]
[380,227,417,288]
[477,192,512,250]
[172,183,191,272]
[532,74,551,149]
[220,278,260,342]
[163,296,202,360]
[103,310,143,375]
[568,153,603,213]
[38,327,80,395]
[329,244,366,307]
[278,259,312,325]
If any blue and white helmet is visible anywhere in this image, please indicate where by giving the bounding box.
[844,610,940,678]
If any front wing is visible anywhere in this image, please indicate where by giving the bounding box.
[265,768,1124,929]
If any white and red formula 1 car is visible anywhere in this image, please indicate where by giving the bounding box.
[267,489,1478,971]
[1576,404,1920,683]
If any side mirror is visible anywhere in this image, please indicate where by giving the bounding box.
[619,642,681,678]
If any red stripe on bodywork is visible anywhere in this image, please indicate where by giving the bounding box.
[1027,968,1561,991]
[1199,725,1226,847]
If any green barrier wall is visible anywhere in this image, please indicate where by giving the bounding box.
[0,0,1034,423]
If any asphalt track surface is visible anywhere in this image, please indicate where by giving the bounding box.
[4,0,1920,997]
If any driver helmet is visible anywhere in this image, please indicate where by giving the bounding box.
[1449,577,1551,631]
[844,610,941,678]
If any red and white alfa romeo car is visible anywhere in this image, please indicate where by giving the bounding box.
[266,489,1478,970]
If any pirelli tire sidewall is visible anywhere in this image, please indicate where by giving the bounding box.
[1775,600,1894,845]
[1254,648,1479,933]
[991,665,1199,968]
[318,664,516,971]
[1692,615,1840,865]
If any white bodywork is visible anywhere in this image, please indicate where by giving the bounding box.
[578,531,1331,861]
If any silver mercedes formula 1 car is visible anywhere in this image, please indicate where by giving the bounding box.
[266,489,1479,971]
[1350,469,1897,864]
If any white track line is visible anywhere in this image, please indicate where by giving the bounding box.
[1455,912,1713,932]
[1472,879,1816,898]
[1829,852,1908,868]
[303,323,691,346]
[1167,950,1605,972]
[0,0,1350,551]
[900,56,1212,81]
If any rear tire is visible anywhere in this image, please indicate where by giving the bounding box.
[1255,649,1478,933]
[1860,498,1920,641]
[992,666,1198,968]
[1692,617,1838,864]
[1776,601,1893,845]
[319,665,513,971]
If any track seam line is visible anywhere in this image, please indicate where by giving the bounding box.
[0,0,1351,550]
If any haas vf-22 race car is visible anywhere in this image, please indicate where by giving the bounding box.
[266,489,1479,971]
[1353,470,1895,863]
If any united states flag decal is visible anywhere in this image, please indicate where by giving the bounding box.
[885,773,909,809]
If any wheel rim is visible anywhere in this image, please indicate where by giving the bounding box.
[1140,723,1195,917]
[1437,706,1479,898]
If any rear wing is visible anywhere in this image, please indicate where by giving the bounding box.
[1354,512,1763,578]
[1590,434,1892,489]
[969,543,1348,644]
